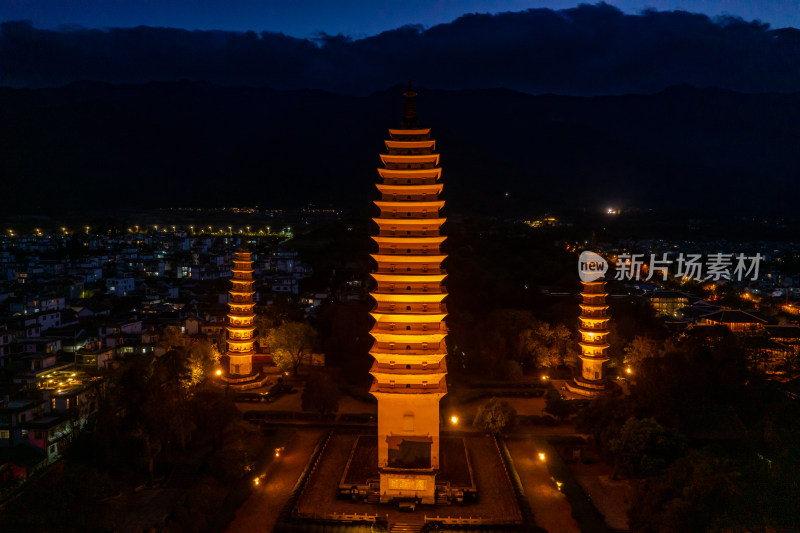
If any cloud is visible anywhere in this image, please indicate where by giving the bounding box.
[2,4,799,94]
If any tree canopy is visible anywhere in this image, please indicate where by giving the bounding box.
[267,321,317,376]
[473,398,517,435]
[301,372,341,417]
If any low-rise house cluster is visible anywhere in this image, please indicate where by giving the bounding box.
[0,229,322,494]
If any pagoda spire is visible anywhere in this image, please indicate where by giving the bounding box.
[401,81,419,128]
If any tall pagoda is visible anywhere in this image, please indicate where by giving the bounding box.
[368,83,448,504]
[568,279,610,396]
[226,250,257,377]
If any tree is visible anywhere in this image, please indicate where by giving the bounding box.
[544,389,575,422]
[473,398,517,435]
[267,321,317,376]
[628,450,747,533]
[624,336,659,366]
[157,325,190,353]
[502,360,523,381]
[254,312,278,347]
[301,373,341,417]
[186,338,219,387]
[522,321,578,369]
[608,417,686,477]
[194,385,241,450]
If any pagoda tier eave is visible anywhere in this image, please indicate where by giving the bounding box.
[370,273,446,283]
[371,373,448,385]
[376,183,443,194]
[378,168,441,178]
[371,254,446,263]
[228,351,255,357]
[370,333,447,343]
[380,154,439,164]
[384,140,435,149]
[579,328,609,335]
[374,200,445,209]
[372,236,446,244]
[370,352,447,363]
[370,359,447,372]
[371,293,447,303]
[370,386,447,396]
[388,128,431,135]
[579,342,611,350]
[370,312,447,323]
[372,218,446,226]
[578,354,610,363]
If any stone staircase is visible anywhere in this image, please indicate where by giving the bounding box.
[389,519,425,533]
[367,491,380,504]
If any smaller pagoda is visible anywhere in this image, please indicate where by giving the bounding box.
[220,250,270,389]
[567,279,610,397]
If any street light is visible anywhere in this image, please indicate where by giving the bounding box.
[450,415,459,425]
[216,369,222,376]
[538,453,546,461]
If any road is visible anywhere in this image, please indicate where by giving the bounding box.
[506,437,581,533]
[226,428,325,533]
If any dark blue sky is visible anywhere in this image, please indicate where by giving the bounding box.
[3,0,798,36]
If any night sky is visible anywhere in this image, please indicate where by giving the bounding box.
[3,0,798,36]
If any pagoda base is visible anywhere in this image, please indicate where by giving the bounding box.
[379,470,437,504]
[338,434,476,506]
[565,376,609,397]
[218,371,272,390]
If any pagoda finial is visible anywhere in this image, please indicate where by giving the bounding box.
[402,80,418,128]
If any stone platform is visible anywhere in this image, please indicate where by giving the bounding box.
[338,435,476,504]
[294,431,521,527]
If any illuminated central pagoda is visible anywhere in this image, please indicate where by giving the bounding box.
[368,83,448,504]
[226,250,257,377]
